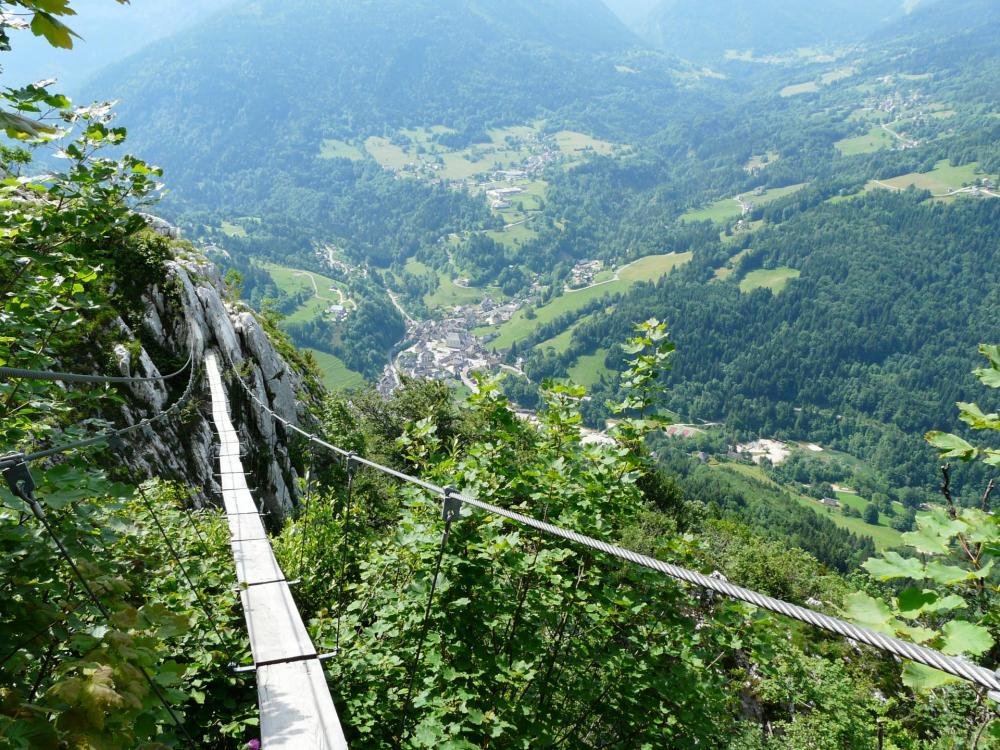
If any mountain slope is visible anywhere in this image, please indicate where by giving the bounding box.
[0,0,232,90]
[639,0,909,61]
[88,0,647,196]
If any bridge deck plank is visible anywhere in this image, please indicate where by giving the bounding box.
[205,354,348,750]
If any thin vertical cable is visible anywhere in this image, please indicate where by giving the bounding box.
[396,511,454,747]
[298,455,313,578]
[335,454,357,654]
[125,465,235,658]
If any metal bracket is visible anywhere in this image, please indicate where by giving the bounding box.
[234,578,301,591]
[0,451,26,472]
[2,458,35,502]
[442,486,462,523]
[231,651,337,674]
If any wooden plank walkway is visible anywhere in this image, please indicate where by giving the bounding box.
[205,354,349,750]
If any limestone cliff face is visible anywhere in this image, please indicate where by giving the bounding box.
[110,236,306,518]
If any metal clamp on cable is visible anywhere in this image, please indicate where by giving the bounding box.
[3,459,36,505]
[2,458,50,525]
[0,452,25,473]
[442,486,462,524]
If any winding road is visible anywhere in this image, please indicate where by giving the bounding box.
[293,270,346,306]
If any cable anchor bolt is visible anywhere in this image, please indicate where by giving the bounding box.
[442,486,463,524]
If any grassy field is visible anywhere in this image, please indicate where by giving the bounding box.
[538,323,580,354]
[745,151,780,172]
[364,136,412,170]
[440,152,489,180]
[739,267,801,294]
[402,258,486,310]
[220,220,247,238]
[568,349,612,387]
[243,261,365,391]
[259,262,345,325]
[721,463,901,550]
[486,220,538,250]
[488,124,539,144]
[426,273,490,309]
[680,198,742,223]
[866,160,990,195]
[552,130,616,156]
[821,66,857,85]
[835,125,895,155]
[806,498,902,550]
[834,491,906,527]
[780,81,820,97]
[319,139,364,160]
[479,252,692,350]
[304,348,366,390]
[681,183,808,224]
[714,248,753,280]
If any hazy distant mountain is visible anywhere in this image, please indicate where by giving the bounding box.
[601,0,662,27]
[87,0,660,206]
[872,0,1000,42]
[0,0,233,92]
[638,0,910,61]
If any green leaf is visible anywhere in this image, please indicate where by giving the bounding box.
[981,345,1000,369]
[940,620,994,657]
[903,662,959,692]
[30,11,79,49]
[958,402,1000,430]
[843,592,896,635]
[974,368,1000,389]
[925,431,977,461]
[28,0,77,16]
[902,509,965,555]
[863,551,924,581]
[896,588,939,618]
[895,623,937,644]
[925,561,976,585]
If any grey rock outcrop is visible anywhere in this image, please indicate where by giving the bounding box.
[108,244,307,519]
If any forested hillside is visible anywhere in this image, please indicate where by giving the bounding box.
[74,0,1000,528]
[636,0,907,61]
[87,0,660,205]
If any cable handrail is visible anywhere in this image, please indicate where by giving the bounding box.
[1,347,200,470]
[229,364,1000,695]
[0,351,193,385]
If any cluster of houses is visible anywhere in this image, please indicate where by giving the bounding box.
[568,259,604,289]
[486,186,525,210]
[394,316,497,384]
[470,292,539,328]
[324,302,348,322]
[871,87,924,115]
[736,195,757,216]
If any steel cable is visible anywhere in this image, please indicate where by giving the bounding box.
[122,459,236,659]
[0,351,193,385]
[229,364,1000,694]
[1,347,200,470]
